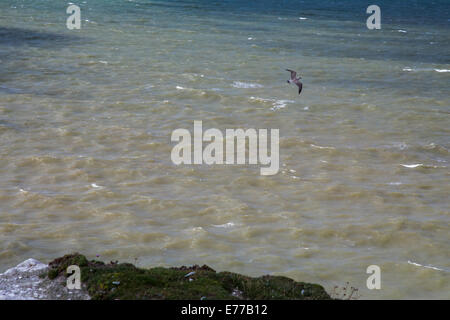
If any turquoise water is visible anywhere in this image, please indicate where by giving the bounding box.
[0,0,449,299]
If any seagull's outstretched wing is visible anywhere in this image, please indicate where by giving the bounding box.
[293,79,303,95]
[286,69,297,80]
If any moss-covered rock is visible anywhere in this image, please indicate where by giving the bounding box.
[47,253,331,300]
[48,253,89,279]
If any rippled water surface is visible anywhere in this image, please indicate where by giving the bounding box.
[0,0,449,299]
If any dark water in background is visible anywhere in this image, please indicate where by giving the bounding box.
[0,0,449,299]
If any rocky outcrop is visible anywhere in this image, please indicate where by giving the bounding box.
[0,258,90,300]
[1,253,331,300]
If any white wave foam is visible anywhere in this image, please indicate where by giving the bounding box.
[434,69,450,73]
[249,96,270,103]
[249,96,294,111]
[407,260,445,272]
[212,222,235,228]
[271,100,294,111]
[233,81,263,89]
[299,17,308,20]
[310,144,335,150]
[403,67,450,73]
[176,86,185,90]
[400,164,423,168]
[398,30,407,33]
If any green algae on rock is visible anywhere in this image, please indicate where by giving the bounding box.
[47,253,331,300]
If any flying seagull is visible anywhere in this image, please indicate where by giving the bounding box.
[286,69,303,95]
